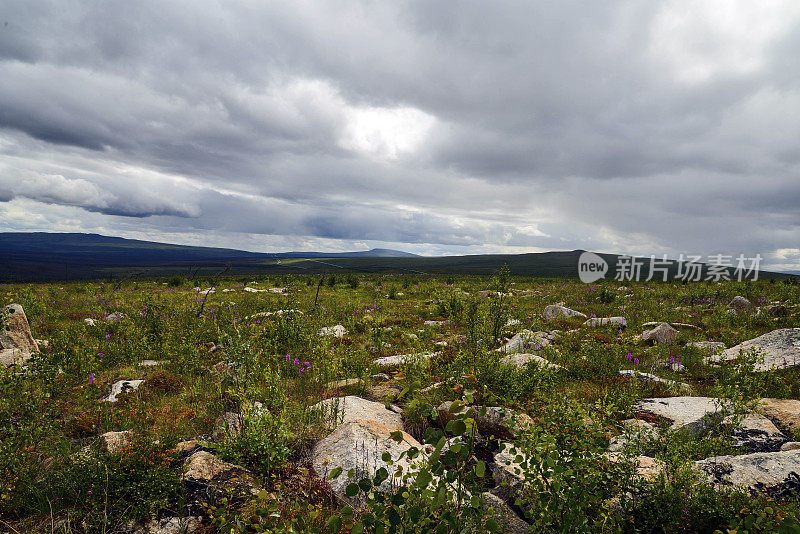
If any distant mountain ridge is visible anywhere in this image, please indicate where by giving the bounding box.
[0,232,418,261]
[0,232,795,282]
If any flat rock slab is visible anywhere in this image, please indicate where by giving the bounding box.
[696,450,800,494]
[584,317,627,328]
[707,328,800,371]
[319,325,347,337]
[98,430,133,453]
[311,420,422,501]
[373,351,439,367]
[313,395,402,430]
[636,396,787,451]
[182,450,259,501]
[759,398,800,437]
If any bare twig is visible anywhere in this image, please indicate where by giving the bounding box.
[110,269,149,295]
[195,264,231,317]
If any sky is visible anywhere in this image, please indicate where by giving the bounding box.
[1,1,800,270]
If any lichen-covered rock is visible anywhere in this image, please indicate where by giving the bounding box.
[497,330,558,353]
[313,396,402,430]
[640,323,678,345]
[759,398,800,437]
[182,451,259,500]
[696,450,800,495]
[98,430,133,453]
[0,304,38,353]
[728,296,753,312]
[706,328,800,371]
[543,305,586,321]
[212,412,243,441]
[0,348,31,368]
[636,397,787,452]
[584,317,627,328]
[481,491,531,534]
[311,420,422,501]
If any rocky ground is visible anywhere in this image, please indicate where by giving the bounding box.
[2,277,800,533]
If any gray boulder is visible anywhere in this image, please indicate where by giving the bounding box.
[497,330,558,353]
[501,352,563,371]
[543,305,586,320]
[313,396,402,430]
[640,323,678,345]
[636,397,787,452]
[706,328,800,371]
[584,317,627,328]
[311,420,422,501]
[696,450,800,495]
[728,296,753,312]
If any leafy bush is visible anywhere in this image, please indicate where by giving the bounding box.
[216,410,293,479]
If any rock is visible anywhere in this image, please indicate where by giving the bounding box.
[584,317,627,328]
[371,373,390,381]
[497,330,557,353]
[311,420,422,501]
[313,396,402,430]
[686,341,726,354]
[619,370,691,394]
[765,304,789,317]
[706,328,800,371]
[213,412,243,441]
[728,296,753,312]
[641,321,700,331]
[318,325,347,338]
[139,516,202,534]
[98,430,133,453]
[636,397,787,451]
[0,304,38,353]
[505,318,522,328]
[0,348,31,368]
[543,305,587,321]
[104,379,144,402]
[781,442,800,451]
[104,312,125,323]
[175,440,199,454]
[243,287,267,293]
[759,398,800,437]
[501,352,563,371]
[182,450,259,499]
[268,287,287,294]
[373,351,439,367]
[481,492,531,534]
[198,288,215,296]
[640,323,678,345]
[438,403,533,439]
[84,318,96,326]
[139,360,167,367]
[696,450,800,495]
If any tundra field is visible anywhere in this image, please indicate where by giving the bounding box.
[2,273,800,533]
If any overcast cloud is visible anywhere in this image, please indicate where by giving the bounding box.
[1,1,800,269]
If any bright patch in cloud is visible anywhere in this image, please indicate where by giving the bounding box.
[340,105,436,159]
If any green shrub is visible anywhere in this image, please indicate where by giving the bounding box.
[216,410,293,479]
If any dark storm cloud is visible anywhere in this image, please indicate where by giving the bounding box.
[1,1,800,266]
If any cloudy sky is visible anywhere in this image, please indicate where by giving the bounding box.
[1,1,800,270]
